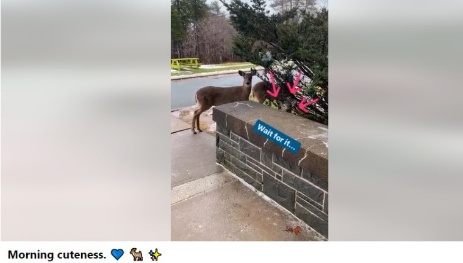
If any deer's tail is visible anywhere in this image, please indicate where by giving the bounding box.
[195,93,199,108]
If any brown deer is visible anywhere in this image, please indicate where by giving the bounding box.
[191,68,257,134]
[252,81,294,112]
[251,81,267,104]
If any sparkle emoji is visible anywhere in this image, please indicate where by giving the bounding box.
[149,249,162,261]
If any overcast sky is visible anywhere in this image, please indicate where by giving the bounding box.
[205,0,267,13]
[205,0,328,14]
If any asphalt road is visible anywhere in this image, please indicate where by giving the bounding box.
[171,74,259,110]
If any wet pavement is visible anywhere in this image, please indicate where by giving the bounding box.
[171,116,190,133]
[171,69,264,110]
[171,75,244,110]
[171,114,326,241]
[171,129,222,187]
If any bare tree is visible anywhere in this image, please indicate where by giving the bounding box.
[183,15,238,64]
[269,0,286,13]
[209,1,225,17]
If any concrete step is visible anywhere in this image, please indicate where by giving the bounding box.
[171,119,325,241]
[172,171,237,205]
[172,172,325,241]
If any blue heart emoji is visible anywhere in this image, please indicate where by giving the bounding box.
[111,249,124,260]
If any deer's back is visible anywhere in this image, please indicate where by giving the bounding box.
[252,81,268,103]
[196,86,250,106]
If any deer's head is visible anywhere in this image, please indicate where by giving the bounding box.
[238,68,257,88]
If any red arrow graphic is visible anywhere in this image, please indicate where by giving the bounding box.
[266,72,280,98]
[298,97,319,113]
[287,71,303,94]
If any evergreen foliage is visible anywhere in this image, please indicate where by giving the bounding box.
[221,0,328,124]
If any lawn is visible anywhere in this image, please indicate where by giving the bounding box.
[171,62,257,76]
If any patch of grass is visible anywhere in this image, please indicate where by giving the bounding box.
[213,62,254,66]
[248,96,279,109]
[171,62,256,76]
[266,99,279,109]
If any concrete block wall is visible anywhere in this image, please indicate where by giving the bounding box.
[212,101,328,238]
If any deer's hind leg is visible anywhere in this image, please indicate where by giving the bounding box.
[192,104,211,134]
[192,108,205,134]
[196,106,209,133]
[196,110,202,132]
[191,109,199,134]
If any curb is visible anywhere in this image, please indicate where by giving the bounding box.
[171,105,195,112]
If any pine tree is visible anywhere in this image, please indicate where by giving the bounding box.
[171,0,210,59]
[171,7,185,42]
[171,6,185,58]
[221,0,328,124]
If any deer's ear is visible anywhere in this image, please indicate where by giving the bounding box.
[238,70,244,76]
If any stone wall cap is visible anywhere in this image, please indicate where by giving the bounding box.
[213,101,328,159]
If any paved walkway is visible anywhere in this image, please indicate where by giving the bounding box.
[171,115,325,241]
